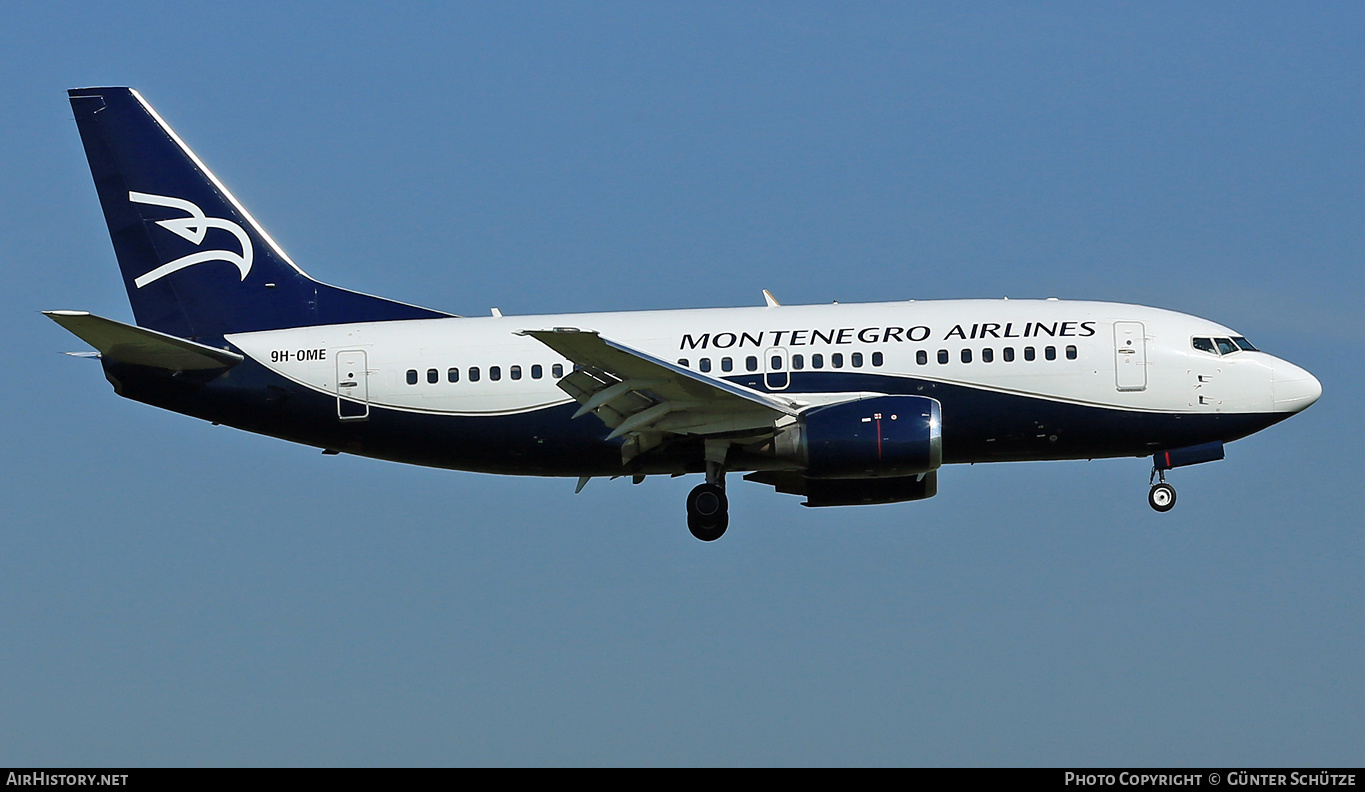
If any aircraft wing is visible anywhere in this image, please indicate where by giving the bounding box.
[518,328,798,456]
[44,311,244,370]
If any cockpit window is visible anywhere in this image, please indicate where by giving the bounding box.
[1195,336,1258,356]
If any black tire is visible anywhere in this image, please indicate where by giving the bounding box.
[686,483,729,541]
[687,483,726,518]
[1148,482,1177,512]
[688,512,729,542]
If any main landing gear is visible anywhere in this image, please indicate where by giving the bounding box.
[686,459,729,541]
[1148,468,1176,513]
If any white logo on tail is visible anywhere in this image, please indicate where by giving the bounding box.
[129,192,254,288]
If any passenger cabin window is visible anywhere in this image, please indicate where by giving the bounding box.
[791,354,804,370]
[469,367,481,382]
[722,357,734,372]
[448,367,459,382]
[850,352,863,368]
[677,358,689,367]
[1003,347,1015,362]
[489,366,501,381]
[871,351,883,367]
[832,353,844,368]
[531,364,543,379]
[1065,345,1077,360]
[938,350,949,364]
[812,354,825,369]
[981,348,994,363]
[427,368,438,384]
[406,369,418,385]
[746,356,759,372]
[1024,346,1036,361]
[700,358,712,373]
[960,349,972,364]
[511,365,522,380]
[552,364,564,378]
[917,350,927,365]
[1045,346,1057,360]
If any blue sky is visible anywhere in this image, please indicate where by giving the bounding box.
[1,2,1361,766]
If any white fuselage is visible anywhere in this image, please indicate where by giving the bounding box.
[226,298,1315,423]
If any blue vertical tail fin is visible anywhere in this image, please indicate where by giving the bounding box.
[68,87,451,340]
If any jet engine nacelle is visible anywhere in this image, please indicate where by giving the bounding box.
[774,395,942,479]
[802,471,938,507]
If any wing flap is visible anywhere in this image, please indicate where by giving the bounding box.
[519,328,796,445]
[44,311,244,370]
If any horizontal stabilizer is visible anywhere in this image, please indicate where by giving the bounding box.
[43,311,243,370]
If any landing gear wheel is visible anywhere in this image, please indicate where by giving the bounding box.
[1148,482,1177,512]
[686,483,729,542]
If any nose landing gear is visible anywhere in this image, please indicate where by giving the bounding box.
[1148,468,1177,513]
[1146,442,1225,513]
[1146,464,1179,513]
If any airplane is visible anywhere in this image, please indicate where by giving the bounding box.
[47,87,1322,541]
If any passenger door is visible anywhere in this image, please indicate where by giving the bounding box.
[336,349,369,421]
[1114,322,1147,391]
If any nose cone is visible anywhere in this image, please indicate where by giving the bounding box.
[1273,359,1322,413]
